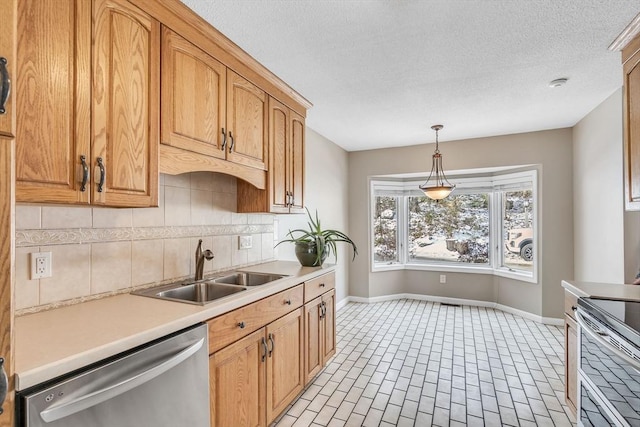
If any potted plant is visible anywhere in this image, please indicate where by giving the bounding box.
[276,208,358,267]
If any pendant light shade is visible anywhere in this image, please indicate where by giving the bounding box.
[419,124,455,200]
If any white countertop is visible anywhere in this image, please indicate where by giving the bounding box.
[14,261,334,390]
[561,279,640,300]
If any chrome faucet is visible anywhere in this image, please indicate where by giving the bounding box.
[195,239,214,281]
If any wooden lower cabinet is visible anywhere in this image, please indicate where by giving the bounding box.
[304,289,336,384]
[209,308,304,427]
[209,328,266,427]
[564,313,578,414]
[266,309,305,424]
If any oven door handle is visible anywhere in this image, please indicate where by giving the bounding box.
[575,310,640,372]
[39,337,205,423]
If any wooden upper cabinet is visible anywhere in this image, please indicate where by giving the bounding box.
[237,97,305,214]
[289,110,305,213]
[269,99,290,213]
[15,0,159,207]
[92,0,159,207]
[0,0,15,138]
[161,27,226,159]
[624,33,640,210]
[267,98,305,213]
[15,0,92,204]
[226,70,268,171]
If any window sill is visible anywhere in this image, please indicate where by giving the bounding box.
[372,262,536,283]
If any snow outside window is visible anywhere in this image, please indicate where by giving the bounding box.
[370,169,537,283]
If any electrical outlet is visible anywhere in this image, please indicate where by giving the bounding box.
[31,252,52,279]
[239,235,253,249]
[439,274,446,284]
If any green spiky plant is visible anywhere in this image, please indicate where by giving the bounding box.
[276,208,358,266]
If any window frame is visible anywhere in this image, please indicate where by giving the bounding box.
[370,168,538,283]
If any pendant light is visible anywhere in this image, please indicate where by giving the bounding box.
[419,124,455,200]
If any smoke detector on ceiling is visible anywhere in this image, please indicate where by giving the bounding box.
[549,78,569,88]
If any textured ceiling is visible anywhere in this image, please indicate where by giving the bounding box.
[180,0,640,151]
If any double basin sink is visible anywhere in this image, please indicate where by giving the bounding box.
[132,271,287,305]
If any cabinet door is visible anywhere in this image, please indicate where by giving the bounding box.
[624,36,640,210]
[322,289,336,362]
[92,0,159,207]
[268,98,290,213]
[304,296,323,384]
[564,314,577,415]
[226,70,267,170]
[210,328,267,427]
[289,111,305,213]
[161,27,226,159]
[0,0,15,138]
[16,0,91,204]
[266,308,304,424]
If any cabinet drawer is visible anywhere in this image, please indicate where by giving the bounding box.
[208,285,303,353]
[304,272,335,303]
[564,290,578,319]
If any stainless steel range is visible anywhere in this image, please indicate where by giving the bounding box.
[576,297,640,427]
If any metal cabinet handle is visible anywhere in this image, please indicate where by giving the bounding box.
[96,157,105,193]
[319,283,325,288]
[0,57,11,114]
[228,131,235,152]
[268,333,275,357]
[0,357,7,415]
[237,321,245,329]
[261,337,268,362]
[319,301,325,319]
[284,299,291,305]
[221,128,227,151]
[80,155,89,192]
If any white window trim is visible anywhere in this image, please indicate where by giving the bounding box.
[370,168,539,284]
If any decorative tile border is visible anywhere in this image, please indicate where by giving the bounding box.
[16,224,274,247]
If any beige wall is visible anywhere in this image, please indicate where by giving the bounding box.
[572,89,625,283]
[14,172,275,312]
[276,128,351,303]
[348,128,574,318]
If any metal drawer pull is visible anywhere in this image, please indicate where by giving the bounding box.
[80,155,89,192]
[0,57,10,114]
[319,283,325,288]
[96,157,105,193]
[0,357,7,415]
[237,321,245,329]
[261,337,268,362]
[284,299,291,305]
[268,333,275,357]
[40,338,204,423]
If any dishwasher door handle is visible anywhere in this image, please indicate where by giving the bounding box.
[575,310,640,373]
[40,337,205,423]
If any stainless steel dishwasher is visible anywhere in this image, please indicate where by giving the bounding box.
[18,323,210,427]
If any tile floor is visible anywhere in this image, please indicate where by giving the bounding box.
[274,299,574,427]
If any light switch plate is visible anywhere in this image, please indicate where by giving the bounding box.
[31,252,52,279]
[239,235,253,249]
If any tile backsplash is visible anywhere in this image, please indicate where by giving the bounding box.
[15,172,275,313]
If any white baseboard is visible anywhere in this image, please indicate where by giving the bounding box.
[337,294,563,326]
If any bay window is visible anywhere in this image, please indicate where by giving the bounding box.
[371,169,537,282]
